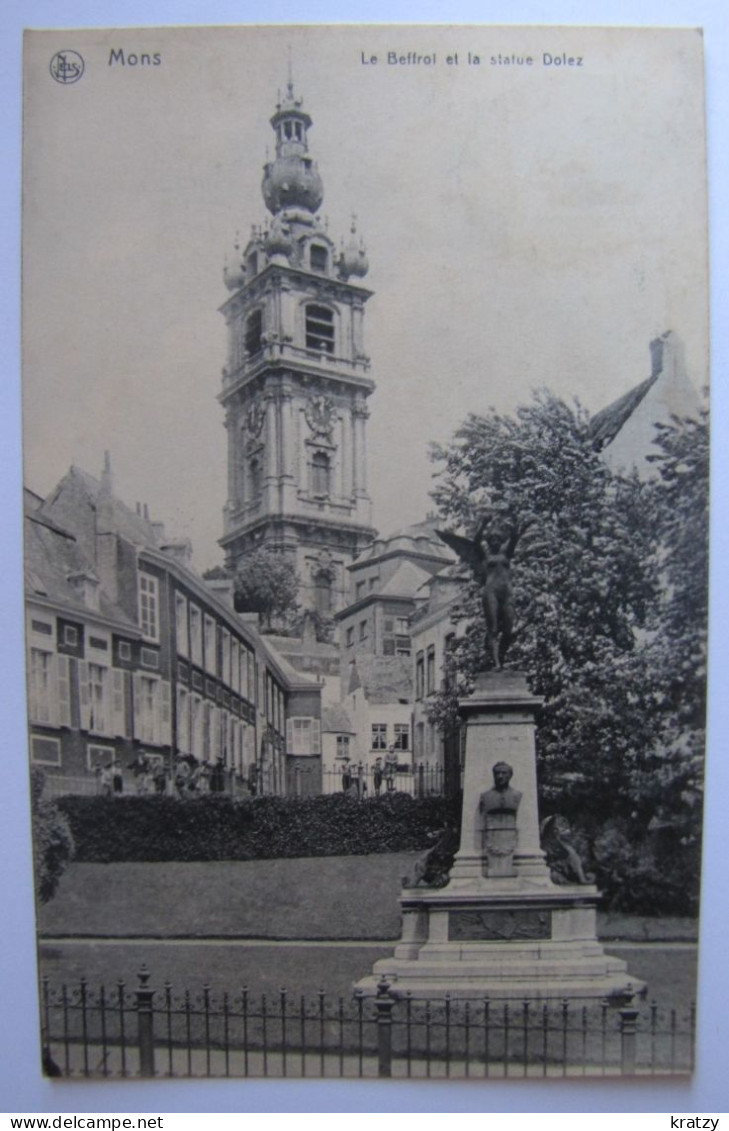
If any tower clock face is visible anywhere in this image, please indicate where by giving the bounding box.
[305,395,335,439]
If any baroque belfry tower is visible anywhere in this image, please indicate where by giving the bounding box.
[219,82,377,617]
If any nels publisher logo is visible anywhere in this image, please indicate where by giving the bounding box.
[49,50,85,84]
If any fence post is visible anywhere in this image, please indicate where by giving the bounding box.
[136,965,155,1078]
[374,976,395,1078]
[619,997,640,1076]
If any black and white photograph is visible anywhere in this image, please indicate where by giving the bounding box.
[18,21,711,1088]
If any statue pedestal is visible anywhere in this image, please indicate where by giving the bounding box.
[355,671,644,1001]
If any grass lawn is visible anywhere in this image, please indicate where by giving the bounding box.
[38,938,697,1013]
[39,857,699,942]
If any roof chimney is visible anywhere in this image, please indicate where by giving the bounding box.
[649,336,665,377]
[100,451,113,498]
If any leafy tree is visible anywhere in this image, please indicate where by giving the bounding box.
[646,408,709,731]
[233,547,300,632]
[429,389,658,826]
[427,391,709,913]
[30,768,74,903]
[630,408,710,910]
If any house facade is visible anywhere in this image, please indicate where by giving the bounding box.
[25,464,322,798]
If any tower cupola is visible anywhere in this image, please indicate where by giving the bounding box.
[262,82,324,216]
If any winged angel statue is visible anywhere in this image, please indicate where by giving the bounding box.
[437,518,530,670]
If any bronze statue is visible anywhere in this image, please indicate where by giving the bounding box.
[479,761,522,817]
[437,517,530,669]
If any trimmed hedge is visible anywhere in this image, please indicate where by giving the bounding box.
[57,792,460,863]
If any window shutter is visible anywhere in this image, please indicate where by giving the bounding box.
[111,669,126,736]
[311,718,321,755]
[56,654,72,727]
[132,673,142,740]
[286,718,293,752]
[78,659,91,730]
[160,681,171,745]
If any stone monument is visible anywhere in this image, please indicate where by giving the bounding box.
[355,521,644,1000]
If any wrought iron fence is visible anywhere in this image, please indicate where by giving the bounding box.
[323,763,446,799]
[40,968,695,1080]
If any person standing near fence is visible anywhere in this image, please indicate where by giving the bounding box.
[154,763,167,795]
[373,757,383,797]
[111,758,123,795]
[99,763,112,797]
[385,746,398,792]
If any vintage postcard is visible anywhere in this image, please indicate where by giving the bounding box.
[22,24,708,1081]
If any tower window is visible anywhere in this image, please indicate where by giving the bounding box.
[314,571,332,617]
[249,457,262,498]
[311,451,331,496]
[310,245,328,273]
[305,305,335,354]
[245,310,263,357]
[247,252,258,277]
[284,121,293,140]
[294,122,302,141]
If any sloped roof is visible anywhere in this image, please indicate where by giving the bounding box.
[378,559,433,598]
[321,704,355,733]
[24,508,138,630]
[41,466,161,550]
[352,517,453,569]
[264,632,340,659]
[347,655,412,704]
[589,374,659,451]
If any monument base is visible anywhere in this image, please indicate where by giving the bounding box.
[355,882,644,1000]
[355,670,645,1002]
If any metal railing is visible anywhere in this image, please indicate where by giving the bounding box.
[323,763,446,799]
[40,968,695,1080]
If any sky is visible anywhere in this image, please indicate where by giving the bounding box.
[22,24,708,571]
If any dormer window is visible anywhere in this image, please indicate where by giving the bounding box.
[305,304,334,353]
[245,310,263,357]
[310,245,328,273]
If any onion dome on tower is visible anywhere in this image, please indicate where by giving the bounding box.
[338,216,370,281]
[262,81,324,216]
[223,233,246,291]
[264,214,295,261]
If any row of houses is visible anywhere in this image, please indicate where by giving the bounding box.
[25,463,464,801]
[25,462,323,799]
